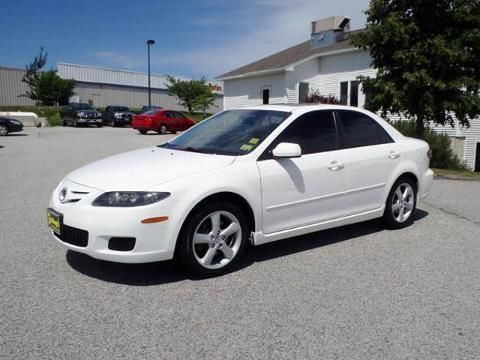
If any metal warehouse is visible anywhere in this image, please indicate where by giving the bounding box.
[0,63,223,112]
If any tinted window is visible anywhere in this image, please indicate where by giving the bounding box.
[339,110,393,148]
[268,111,338,156]
[350,81,358,107]
[340,82,348,105]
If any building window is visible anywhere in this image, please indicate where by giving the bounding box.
[262,88,270,104]
[340,82,348,105]
[298,82,309,103]
[350,81,359,107]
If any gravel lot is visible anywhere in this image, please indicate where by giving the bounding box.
[1,127,479,360]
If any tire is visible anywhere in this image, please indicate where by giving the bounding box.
[139,130,147,135]
[73,118,78,127]
[0,124,8,136]
[383,176,417,229]
[97,123,103,128]
[177,202,249,277]
[61,117,66,126]
[159,124,168,135]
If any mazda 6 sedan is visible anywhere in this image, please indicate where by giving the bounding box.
[48,105,433,276]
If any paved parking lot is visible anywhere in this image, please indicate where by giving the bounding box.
[1,127,480,360]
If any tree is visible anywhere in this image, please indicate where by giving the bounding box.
[22,47,48,103]
[37,70,76,106]
[350,0,480,137]
[166,76,215,113]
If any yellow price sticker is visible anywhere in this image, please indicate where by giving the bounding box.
[240,144,253,151]
[249,138,260,145]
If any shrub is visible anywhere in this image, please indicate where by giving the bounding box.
[304,90,341,104]
[390,120,467,170]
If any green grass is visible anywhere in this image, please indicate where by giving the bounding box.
[433,168,480,178]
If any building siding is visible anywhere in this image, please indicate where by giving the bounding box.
[73,82,222,112]
[223,73,287,109]
[0,66,36,106]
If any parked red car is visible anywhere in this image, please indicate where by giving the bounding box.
[132,109,195,135]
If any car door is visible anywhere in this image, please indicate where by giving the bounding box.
[164,111,179,130]
[257,110,348,234]
[335,110,400,215]
[174,112,187,130]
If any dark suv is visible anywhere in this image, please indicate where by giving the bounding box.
[103,106,134,127]
[60,103,103,127]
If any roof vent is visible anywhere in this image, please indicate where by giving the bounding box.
[310,16,350,49]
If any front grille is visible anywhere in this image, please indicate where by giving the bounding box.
[57,225,89,247]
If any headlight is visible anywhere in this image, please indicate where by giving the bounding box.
[92,192,170,207]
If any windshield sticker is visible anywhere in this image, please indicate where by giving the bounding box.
[249,138,260,145]
[240,144,253,151]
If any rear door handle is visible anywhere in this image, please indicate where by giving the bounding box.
[328,161,345,171]
[388,151,400,159]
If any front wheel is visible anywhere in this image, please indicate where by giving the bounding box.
[73,118,78,127]
[139,130,147,134]
[178,202,249,277]
[383,177,417,229]
[0,124,8,136]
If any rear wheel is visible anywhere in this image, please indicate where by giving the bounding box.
[73,118,78,127]
[159,124,168,135]
[178,202,249,277]
[0,124,8,136]
[383,177,417,229]
[139,130,147,135]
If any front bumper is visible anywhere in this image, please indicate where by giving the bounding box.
[9,124,23,133]
[48,181,183,263]
[77,117,102,124]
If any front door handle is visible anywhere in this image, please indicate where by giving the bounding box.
[328,161,345,171]
[388,151,400,159]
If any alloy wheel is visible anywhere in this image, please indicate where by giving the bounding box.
[192,210,243,270]
[391,183,415,223]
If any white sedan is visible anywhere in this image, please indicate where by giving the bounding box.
[48,105,434,276]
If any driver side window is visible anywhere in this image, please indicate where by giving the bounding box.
[265,110,338,157]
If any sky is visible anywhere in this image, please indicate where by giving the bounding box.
[0,0,370,79]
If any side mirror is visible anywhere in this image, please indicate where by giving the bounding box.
[272,142,302,158]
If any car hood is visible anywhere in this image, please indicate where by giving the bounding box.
[66,147,236,191]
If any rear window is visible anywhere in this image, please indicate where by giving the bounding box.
[338,110,393,148]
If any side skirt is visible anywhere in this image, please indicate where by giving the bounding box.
[252,206,385,246]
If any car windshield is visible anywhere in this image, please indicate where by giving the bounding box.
[72,103,94,110]
[161,110,291,156]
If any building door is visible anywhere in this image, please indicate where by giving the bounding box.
[262,88,270,104]
[298,82,309,103]
[475,143,480,172]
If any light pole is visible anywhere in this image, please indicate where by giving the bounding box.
[146,39,155,107]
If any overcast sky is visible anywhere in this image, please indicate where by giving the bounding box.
[0,0,370,79]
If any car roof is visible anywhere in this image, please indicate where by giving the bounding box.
[232,104,365,113]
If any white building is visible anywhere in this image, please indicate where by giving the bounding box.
[217,16,480,171]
